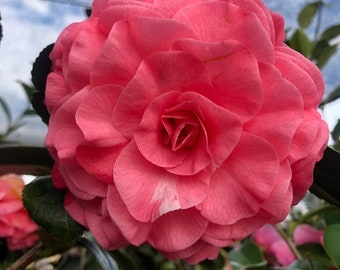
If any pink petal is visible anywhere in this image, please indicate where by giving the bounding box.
[271,240,296,266]
[173,39,263,121]
[276,46,324,106]
[271,11,285,45]
[46,90,86,161]
[114,142,209,222]
[244,62,304,160]
[174,1,274,63]
[67,19,105,92]
[64,192,87,227]
[289,110,328,163]
[290,120,328,204]
[148,208,209,252]
[203,210,272,245]
[293,224,324,246]
[107,185,152,245]
[252,225,282,251]
[75,85,125,142]
[59,161,107,198]
[261,160,293,223]
[97,1,161,34]
[184,244,220,265]
[0,201,23,215]
[199,133,279,225]
[276,51,320,108]
[113,51,212,137]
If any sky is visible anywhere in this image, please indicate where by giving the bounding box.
[0,0,339,146]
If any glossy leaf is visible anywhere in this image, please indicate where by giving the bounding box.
[320,24,340,41]
[288,29,311,57]
[297,244,332,266]
[324,224,340,268]
[298,1,322,29]
[288,259,330,270]
[229,239,266,269]
[31,43,54,125]
[22,176,85,243]
[316,44,337,69]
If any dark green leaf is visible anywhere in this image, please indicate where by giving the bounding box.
[320,24,340,41]
[320,86,340,106]
[298,1,322,29]
[323,207,340,225]
[297,244,332,265]
[18,81,36,102]
[288,29,311,57]
[324,224,340,268]
[331,119,340,144]
[311,147,340,208]
[229,239,265,269]
[0,97,12,123]
[31,44,54,125]
[311,40,330,61]
[288,259,330,270]
[23,176,85,243]
[316,44,337,69]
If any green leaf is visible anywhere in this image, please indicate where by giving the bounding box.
[229,239,266,269]
[323,207,340,225]
[298,1,322,29]
[288,29,311,57]
[320,86,340,106]
[297,244,332,265]
[288,259,330,270]
[331,119,340,144]
[18,81,36,102]
[0,97,12,123]
[22,176,85,243]
[316,44,337,69]
[320,24,340,41]
[324,224,340,268]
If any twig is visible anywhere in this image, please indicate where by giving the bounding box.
[274,224,303,260]
[6,241,44,270]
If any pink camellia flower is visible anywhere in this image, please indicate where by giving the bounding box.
[293,224,324,246]
[45,0,328,263]
[0,174,39,250]
[252,225,295,266]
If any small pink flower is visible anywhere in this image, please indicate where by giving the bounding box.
[45,0,328,263]
[252,225,295,266]
[293,224,324,246]
[0,174,38,250]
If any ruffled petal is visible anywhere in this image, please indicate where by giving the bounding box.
[114,142,209,222]
[174,1,274,63]
[113,51,212,137]
[199,133,279,225]
[107,185,152,245]
[173,39,263,121]
[148,208,209,252]
[244,63,304,160]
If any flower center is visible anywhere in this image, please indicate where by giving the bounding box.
[161,111,199,151]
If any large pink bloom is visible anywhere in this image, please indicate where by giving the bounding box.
[45,0,328,263]
[0,174,39,250]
